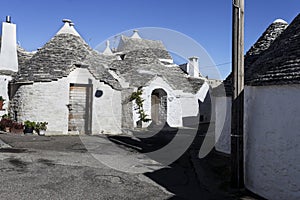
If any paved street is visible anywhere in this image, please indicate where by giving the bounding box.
[0,134,172,200]
[0,132,260,200]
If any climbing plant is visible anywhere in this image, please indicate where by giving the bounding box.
[130,88,151,123]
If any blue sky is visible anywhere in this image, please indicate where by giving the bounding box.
[0,0,299,79]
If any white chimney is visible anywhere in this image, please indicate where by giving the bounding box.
[188,56,199,78]
[0,16,18,72]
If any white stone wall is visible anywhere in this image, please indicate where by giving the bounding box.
[13,68,122,135]
[0,75,12,116]
[91,81,122,134]
[135,76,182,127]
[0,75,11,109]
[215,96,231,154]
[244,85,300,200]
[14,79,69,134]
[180,95,199,118]
[132,77,209,128]
[68,69,122,134]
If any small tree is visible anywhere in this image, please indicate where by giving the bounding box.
[130,88,151,124]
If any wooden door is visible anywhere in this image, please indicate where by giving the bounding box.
[68,84,93,134]
[151,89,167,125]
[151,94,160,124]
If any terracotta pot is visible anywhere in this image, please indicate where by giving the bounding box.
[5,127,10,133]
[0,101,3,110]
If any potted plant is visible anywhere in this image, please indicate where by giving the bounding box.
[130,88,151,128]
[0,118,13,132]
[11,122,24,134]
[0,114,13,132]
[35,122,48,136]
[24,120,36,135]
[0,96,5,110]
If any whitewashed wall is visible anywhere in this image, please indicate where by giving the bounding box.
[136,76,182,128]
[244,85,300,200]
[215,96,231,154]
[68,68,122,134]
[132,77,209,128]
[0,75,12,116]
[180,94,199,117]
[13,79,69,134]
[13,68,122,135]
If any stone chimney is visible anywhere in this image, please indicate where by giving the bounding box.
[0,16,18,72]
[188,56,199,78]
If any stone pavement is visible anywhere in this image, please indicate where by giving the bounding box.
[0,135,11,148]
[0,132,263,199]
[0,133,172,200]
[106,126,264,200]
[0,133,165,174]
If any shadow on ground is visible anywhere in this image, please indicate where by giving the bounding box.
[107,123,232,200]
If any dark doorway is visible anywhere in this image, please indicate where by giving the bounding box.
[151,89,167,125]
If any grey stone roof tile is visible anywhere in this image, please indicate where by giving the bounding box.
[214,18,289,96]
[246,14,300,86]
[111,52,204,93]
[117,35,172,60]
[10,25,203,93]
[13,33,121,89]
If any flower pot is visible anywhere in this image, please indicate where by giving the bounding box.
[0,101,3,110]
[136,120,142,128]
[24,126,34,135]
[5,127,10,133]
[38,130,46,136]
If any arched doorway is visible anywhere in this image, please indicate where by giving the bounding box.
[151,89,167,125]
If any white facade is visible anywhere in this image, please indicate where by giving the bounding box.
[13,68,122,135]
[214,96,231,154]
[0,75,11,107]
[0,75,11,117]
[0,22,18,72]
[133,76,182,128]
[131,76,209,128]
[244,85,300,200]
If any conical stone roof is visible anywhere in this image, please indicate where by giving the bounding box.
[246,14,300,86]
[117,35,172,60]
[12,20,121,89]
[214,18,289,96]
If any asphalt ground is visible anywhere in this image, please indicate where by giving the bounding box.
[0,131,262,200]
